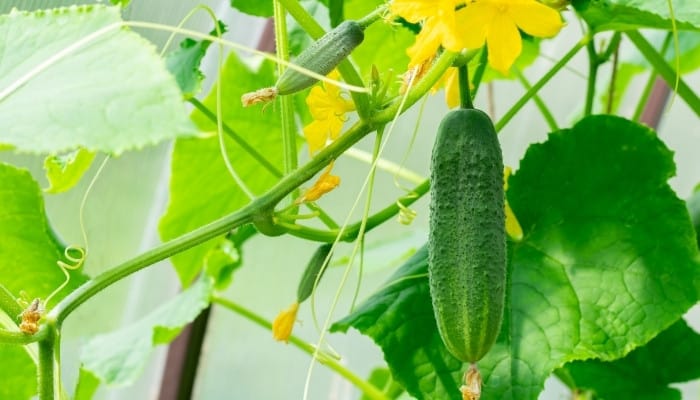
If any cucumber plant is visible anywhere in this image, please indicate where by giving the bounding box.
[1,1,699,400]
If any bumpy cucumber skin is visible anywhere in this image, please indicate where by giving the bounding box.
[276,20,364,95]
[297,243,333,303]
[428,108,506,363]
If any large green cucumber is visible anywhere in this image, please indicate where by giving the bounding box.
[428,108,506,363]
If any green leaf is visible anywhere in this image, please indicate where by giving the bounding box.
[572,0,700,32]
[0,5,195,154]
[230,0,273,17]
[159,52,284,285]
[0,344,36,400]
[332,115,700,399]
[362,367,405,400]
[74,367,100,400]
[43,148,96,194]
[80,278,212,387]
[204,224,256,290]
[165,21,227,99]
[687,186,700,247]
[0,162,87,309]
[561,318,700,400]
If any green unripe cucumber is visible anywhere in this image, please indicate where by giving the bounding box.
[428,108,506,363]
[276,20,364,95]
[296,243,333,303]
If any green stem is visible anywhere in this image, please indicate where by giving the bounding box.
[374,51,458,123]
[630,32,672,121]
[37,326,57,400]
[49,210,255,324]
[278,0,371,119]
[458,64,473,109]
[189,98,283,178]
[470,46,488,99]
[0,327,48,345]
[273,0,299,180]
[584,38,598,116]
[356,4,387,29]
[0,283,22,317]
[513,68,559,131]
[626,30,700,118]
[211,296,389,400]
[303,203,340,229]
[48,24,449,324]
[278,179,429,242]
[495,40,585,133]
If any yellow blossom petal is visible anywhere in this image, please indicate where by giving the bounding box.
[407,18,445,67]
[303,120,331,155]
[504,166,523,241]
[510,0,564,38]
[296,163,341,204]
[302,71,355,156]
[443,68,461,109]
[486,10,522,75]
[458,2,495,49]
[272,302,299,343]
[458,0,564,75]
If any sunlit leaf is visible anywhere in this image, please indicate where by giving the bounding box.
[80,278,212,387]
[0,163,87,309]
[332,115,700,399]
[0,5,195,154]
[43,148,96,194]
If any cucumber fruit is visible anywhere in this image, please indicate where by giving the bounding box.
[428,108,506,363]
[276,20,364,95]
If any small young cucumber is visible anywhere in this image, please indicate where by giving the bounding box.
[296,243,333,303]
[276,20,364,95]
[428,108,506,363]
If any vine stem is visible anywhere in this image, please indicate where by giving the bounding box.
[273,0,299,182]
[47,46,454,326]
[494,39,586,133]
[512,68,559,131]
[584,38,598,116]
[37,325,57,400]
[212,296,390,400]
[626,30,700,118]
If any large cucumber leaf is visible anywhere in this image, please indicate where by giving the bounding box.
[559,318,700,400]
[332,115,700,399]
[572,0,700,32]
[0,5,195,154]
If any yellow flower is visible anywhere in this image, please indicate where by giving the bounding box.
[459,0,564,74]
[302,71,355,156]
[295,162,341,204]
[272,301,299,343]
[433,67,461,109]
[504,166,523,241]
[391,0,465,66]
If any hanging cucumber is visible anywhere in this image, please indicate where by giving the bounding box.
[242,20,364,106]
[428,107,506,365]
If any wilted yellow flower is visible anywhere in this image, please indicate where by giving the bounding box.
[302,71,355,156]
[272,301,300,343]
[459,0,564,74]
[295,162,341,204]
